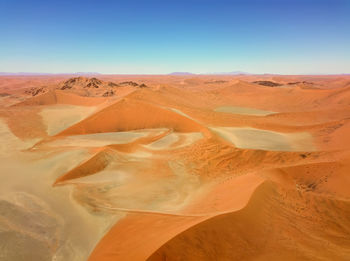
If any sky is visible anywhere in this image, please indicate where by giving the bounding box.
[0,0,349,74]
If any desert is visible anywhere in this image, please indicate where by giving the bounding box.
[0,74,350,260]
[1,0,350,259]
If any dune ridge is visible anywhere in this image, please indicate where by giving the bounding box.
[0,74,349,261]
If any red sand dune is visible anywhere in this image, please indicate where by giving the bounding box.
[57,98,208,135]
[0,75,349,261]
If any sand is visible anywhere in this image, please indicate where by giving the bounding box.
[40,129,166,148]
[210,126,315,151]
[40,104,97,136]
[0,147,120,261]
[144,132,203,150]
[0,74,349,261]
[214,105,276,116]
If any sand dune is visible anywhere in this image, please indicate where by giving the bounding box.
[148,179,350,261]
[13,89,107,107]
[214,105,276,116]
[210,127,314,151]
[57,98,207,136]
[0,75,349,261]
[149,152,350,260]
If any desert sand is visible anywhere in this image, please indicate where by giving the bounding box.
[0,74,350,260]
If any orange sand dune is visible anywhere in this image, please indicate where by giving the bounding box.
[0,75,349,261]
[0,106,48,139]
[54,129,172,184]
[13,89,107,106]
[54,147,117,184]
[88,174,264,261]
[148,179,350,261]
[57,98,208,135]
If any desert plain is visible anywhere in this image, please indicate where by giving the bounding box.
[0,74,350,260]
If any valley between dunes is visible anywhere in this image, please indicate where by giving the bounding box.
[0,74,350,261]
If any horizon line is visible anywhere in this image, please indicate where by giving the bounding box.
[0,72,349,76]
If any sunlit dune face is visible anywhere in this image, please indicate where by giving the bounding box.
[210,127,314,151]
[0,75,350,261]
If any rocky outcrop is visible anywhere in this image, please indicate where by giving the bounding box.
[24,87,47,96]
[205,80,228,84]
[86,78,102,88]
[253,81,282,87]
[102,90,115,97]
[108,82,119,87]
[60,77,105,90]
[287,81,314,85]
[59,77,123,90]
[119,81,139,87]
[56,77,146,97]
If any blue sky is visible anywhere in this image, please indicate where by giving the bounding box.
[0,0,349,74]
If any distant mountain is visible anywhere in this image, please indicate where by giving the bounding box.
[73,72,102,76]
[0,72,53,76]
[226,71,251,75]
[0,72,101,76]
[168,72,196,75]
[203,71,251,75]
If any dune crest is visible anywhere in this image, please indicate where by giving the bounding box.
[0,74,349,261]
